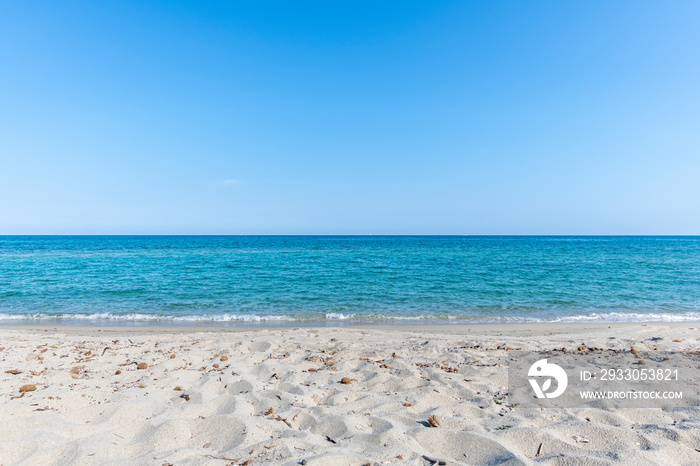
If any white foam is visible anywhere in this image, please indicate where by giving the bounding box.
[0,311,699,324]
[549,312,700,323]
[0,312,294,322]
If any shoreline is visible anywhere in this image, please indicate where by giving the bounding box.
[0,320,698,334]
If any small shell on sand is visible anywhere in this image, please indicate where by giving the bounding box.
[115,370,122,375]
[427,415,441,427]
[20,384,36,393]
[137,363,148,370]
[221,356,228,361]
[630,347,638,355]
[170,354,176,359]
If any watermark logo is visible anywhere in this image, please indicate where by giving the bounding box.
[528,359,568,398]
[509,351,692,408]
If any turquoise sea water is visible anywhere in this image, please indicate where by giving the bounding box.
[1,236,699,324]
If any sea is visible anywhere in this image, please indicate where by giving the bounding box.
[1,236,699,325]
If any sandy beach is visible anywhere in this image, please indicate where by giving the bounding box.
[1,322,699,465]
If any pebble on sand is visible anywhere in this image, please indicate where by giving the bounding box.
[19,384,36,393]
[137,363,148,370]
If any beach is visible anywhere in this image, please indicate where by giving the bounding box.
[1,322,698,465]
[5,0,700,463]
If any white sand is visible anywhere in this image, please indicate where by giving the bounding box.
[1,322,699,465]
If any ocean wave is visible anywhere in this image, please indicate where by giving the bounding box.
[548,312,700,323]
[1,311,699,324]
[0,312,294,322]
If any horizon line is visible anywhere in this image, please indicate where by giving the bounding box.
[1,234,699,237]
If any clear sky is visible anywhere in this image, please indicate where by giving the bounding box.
[1,1,699,235]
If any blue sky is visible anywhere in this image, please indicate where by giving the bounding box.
[1,1,699,234]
